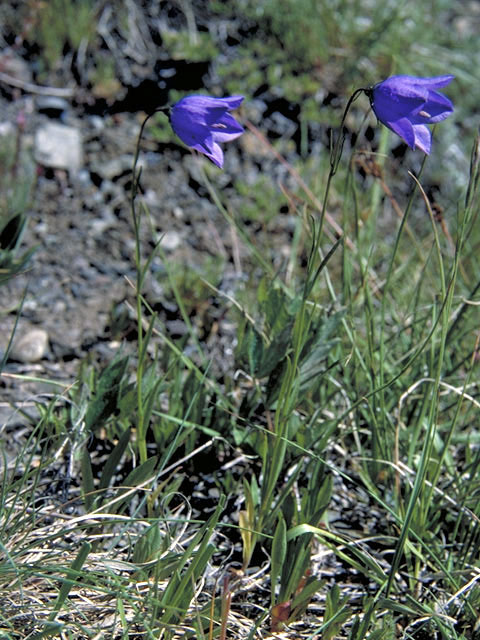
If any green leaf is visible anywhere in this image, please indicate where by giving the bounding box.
[265,356,289,406]
[298,311,343,393]
[271,513,287,606]
[0,212,25,251]
[280,536,312,604]
[291,576,324,617]
[124,456,158,487]
[322,584,351,640]
[133,521,164,565]
[27,621,64,639]
[303,462,332,525]
[98,427,131,491]
[261,285,290,335]
[258,323,292,378]
[240,477,258,569]
[247,325,264,376]
[0,211,36,285]
[114,456,158,513]
[84,355,130,431]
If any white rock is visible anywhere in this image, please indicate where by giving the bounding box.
[9,328,49,363]
[35,122,83,172]
[161,230,181,251]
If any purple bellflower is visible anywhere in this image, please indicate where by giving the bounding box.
[170,95,244,168]
[368,75,454,154]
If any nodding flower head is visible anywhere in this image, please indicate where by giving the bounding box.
[368,74,454,154]
[170,95,244,168]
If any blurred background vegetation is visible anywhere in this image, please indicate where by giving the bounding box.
[1,0,477,125]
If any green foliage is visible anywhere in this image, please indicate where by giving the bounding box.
[148,111,174,144]
[322,584,352,640]
[83,354,131,433]
[34,0,96,70]
[235,279,341,418]
[269,460,332,626]
[161,29,218,62]
[157,255,223,318]
[214,0,476,143]
[153,496,225,628]
[88,54,122,101]
[48,542,92,621]
[0,125,35,214]
[150,358,220,455]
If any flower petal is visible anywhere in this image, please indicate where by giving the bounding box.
[175,95,242,111]
[170,116,210,148]
[211,95,244,110]
[188,133,215,155]
[195,140,224,168]
[374,76,428,99]
[385,116,416,148]
[195,95,244,110]
[208,141,224,168]
[213,129,244,143]
[412,125,432,154]
[211,113,245,142]
[398,74,454,89]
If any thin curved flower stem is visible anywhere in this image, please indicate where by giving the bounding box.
[131,107,169,465]
[315,88,366,252]
[307,88,367,299]
[244,119,355,250]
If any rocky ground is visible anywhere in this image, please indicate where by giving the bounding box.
[0,9,288,427]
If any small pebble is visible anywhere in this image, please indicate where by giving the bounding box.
[34,122,83,172]
[161,230,181,251]
[9,329,49,363]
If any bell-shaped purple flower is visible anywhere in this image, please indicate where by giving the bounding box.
[370,75,454,154]
[170,95,244,168]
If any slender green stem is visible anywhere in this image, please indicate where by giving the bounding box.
[131,108,169,464]
[315,88,366,249]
